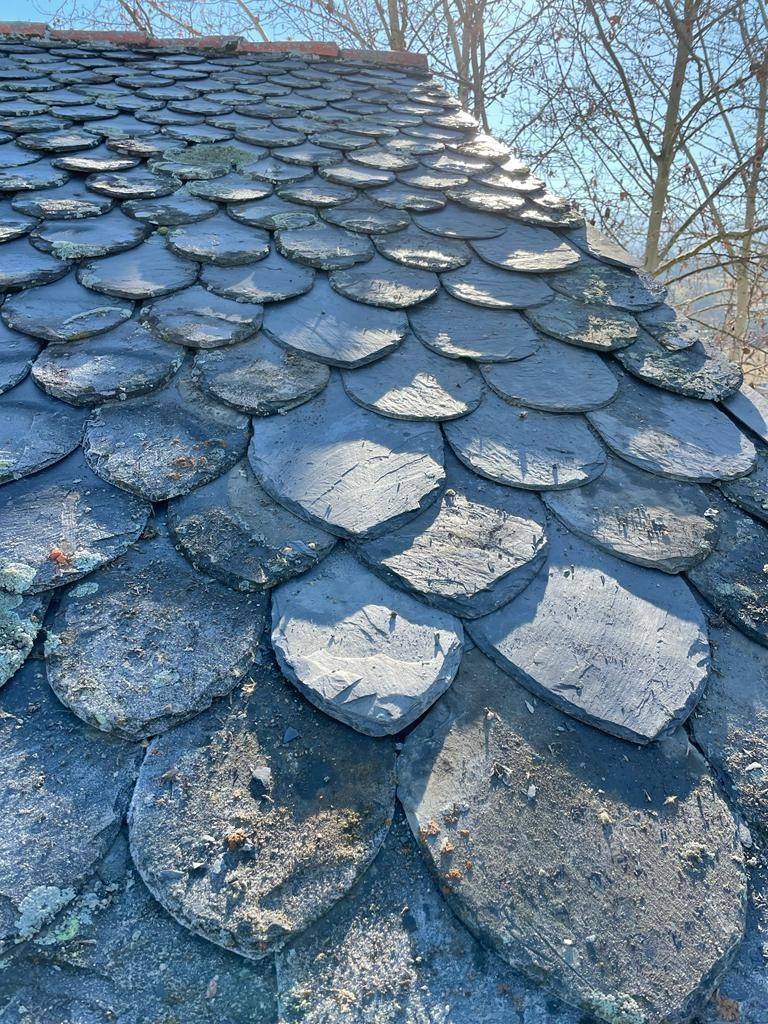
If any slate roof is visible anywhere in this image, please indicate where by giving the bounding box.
[0,23,766,1024]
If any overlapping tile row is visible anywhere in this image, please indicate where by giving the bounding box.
[0,31,764,1024]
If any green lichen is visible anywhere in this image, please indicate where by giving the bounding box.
[15,885,76,939]
[72,549,103,574]
[43,631,62,657]
[0,591,40,685]
[0,561,37,594]
[69,581,99,599]
[582,992,646,1024]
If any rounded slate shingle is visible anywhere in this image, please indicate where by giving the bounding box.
[721,448,768,524]
[78,232,198,299]
[275,223,374,270]
[31,320,183,406]
[566,222,641,269]
[0,376,86,483]
[550,262,665,311]
[167,214,270,266]
[84,364,249,501]
[272,547,463,736]
[330,254,440,309]
[2,275,132,342]
[140,284,263,349]
[29,210,147,260]
[53,143,140,173]
[128,653,396,958]
[636,303,700,351]
[85,167,177,199]
[472,222,582,273]
[322,199,410,234]
[47,522,267,738]
[526,293,639,351]
[249,373,444,538]
[201,249,314,304]
[0,201,36,244]
[227,194,318,230]
[445,389,606,490]
[442,259,553,309]
[187,173,273,203]
[366,182,446,212]
[613,330,742,401]
[409,290,541,362]
[0,161,69,194]
[0,238,71,292]
[0,321,38,394]
[373,225,471,271]
[414,204,513,239]
[122,188,218,225]
[11,180,113,219]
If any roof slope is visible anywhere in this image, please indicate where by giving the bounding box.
[0,27,765,1024]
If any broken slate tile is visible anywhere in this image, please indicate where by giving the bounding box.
[1,831,278,1024]
[0,659,142,953]
[614,330,743,401]
[168,458,336,590]
[275,223,374,270]
[276,808,582,1024]
[30,210,147,260]
[31,320,183,406]
[249,373,444,538]
[468,521,709,740]
[342,331,484,420]
[167,213,270,266]
[128,651,396,956]
[409,290,541,362]
[78,231,198,299]
[472,223,581,274]
[0,446,149,595]
[0,238,71,292]
[0,320,38,393]
[0,592,48,688]
[0,376,86,483]
[444,389,606,490]
[330,254,439,309]
[2,274,132,342]
[687,496,768,648]
[201,249,314,304]
[544,455,719,573]
[550,262,665,312]
[193,333,329,415]
[272,547,463,735]
[140,284,263,349]
[355,450,548,619]
[442,260,553,310]
[263,277,407,367]
[721,447,768,523]
[526,294,639,351]
[398,648,746,1023]
[481,337,618,412]
[84,363,249,501]
[587,374,756,482]
[373,224,471,271]
[46,522,267,738]
[636,304,701,352]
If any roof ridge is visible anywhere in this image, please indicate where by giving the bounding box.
[0,21,428,68]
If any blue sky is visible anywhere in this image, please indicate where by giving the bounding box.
[6,0,47,19]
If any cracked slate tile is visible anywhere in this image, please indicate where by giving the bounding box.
[636,303,702,351]
[550,262,666,312]
[614,330,742,401]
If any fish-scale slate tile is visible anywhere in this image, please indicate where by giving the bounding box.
[276,809,583,1024]
[468,522,709,740]
[414,204,509,239]
[140,284,263,349]
[78,230,198,299]
[275,222,374,269]
[263,276,407,367]
[687,496,768,647]
[370,181,446,211]
[445,388,606,490]
[228,193,318,230]
[0,320,38,393]
[330,253,440,309]
[544,455,720,572]
[249,373,444,538]
[587,374,756,482]
[322,197,410,234]
[481,337,618,412]
[167,213,270,266]
[472,222,581,273]
[1,274,131,342]
[0,237,71,291]
[242,155,313,184]
[11,179,113,218]
[0,658,142,954]
[128,652,396,957]
[0,199,36,243]
[355,451,548,618]
[398,648,746,1024]
[0,447,149,596]
[721,447,768,523]
[122,187,218,225]
[202,248,315,304]
[53,143,140,172]
[442,259,553,309]
[342,331,483,420]
[0,375,86,483]
[31,320,183,406]
[0,156,70,193]
[0,831,278,1024]
[84,363,249,501]
[373,224,471,271]
[614,330,742,400]
[566,221,641,269]
[85,166,177,199]
[722,383,768,444]
[320,160,395,187]
[0,591,48,688]
[409,289,541,362]
[168,459,336,591]
[689,621,768,834]
[194,333,329,415]
[526,293,639,351]
[550,262,665,312]
[276,175,355,207]
[17,126,101,153]
[272,547,463,735]
[187,172,273,202]
[29,209,147,260]
[46,523,267,738]
[636,303,701,351]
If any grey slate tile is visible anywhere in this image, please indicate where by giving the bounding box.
[409,289,541,361]
[140,283,263,349]
[2,274,132,342]
[0,375,86,483]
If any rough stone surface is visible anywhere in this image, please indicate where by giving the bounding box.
[122,187,219,225]
[46,522,267,738]
[272,547,464,735]
[544,456,720,572]
[128,652,396,957]
[84,364,250,501]
[355,451,548,618]
[275,224,374,270]
[0,591,48,688]
[30,210,147,260]
[0,238,70,292]
[566,222,641,269]
[249,374,444,538]
[0,375,86,483]
[2,274,132,342]
[445,389,607,490]
[409,290,541,362]
[526,295,639,351]
[78,231,198,299]
[588,375,757,482]
[141,284,263,349]
[398,648,747,1023]
[442,260,553,310]
[0,658,142,954]
[722,384,768,443]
